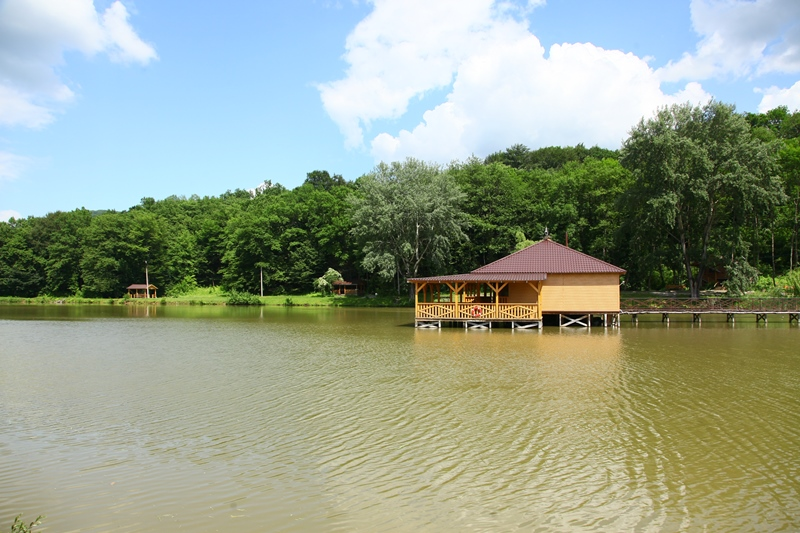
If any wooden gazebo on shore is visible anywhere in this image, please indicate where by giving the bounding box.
[408,238,625,328]
[332,280,364,296]
[126,284,158,298]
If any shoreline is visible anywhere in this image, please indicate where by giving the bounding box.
[0,295,413,308]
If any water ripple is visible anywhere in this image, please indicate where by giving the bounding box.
[1,311,799,531]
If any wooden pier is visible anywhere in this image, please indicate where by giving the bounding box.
[621,297,800,324]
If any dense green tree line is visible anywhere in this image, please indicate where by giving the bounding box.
[2,103,799,298]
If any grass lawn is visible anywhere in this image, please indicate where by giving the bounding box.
[0,287,413,307]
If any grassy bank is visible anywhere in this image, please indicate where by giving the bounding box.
[0,287,413,308]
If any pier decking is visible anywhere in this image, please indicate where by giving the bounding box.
[621,297,800,324]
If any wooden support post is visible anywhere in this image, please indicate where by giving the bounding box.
[726,313,735,323]
[662,313,670,324]
[445,281,466,320]
[756,313,768,324]
[528,280,543,319]
[693,313,701,323]
[790,313,799,325]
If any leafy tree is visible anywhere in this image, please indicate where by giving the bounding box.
[314,267,343,294]
[779,138,800,270]
[486,143,618,170]
[304,170,346,191]
[81,210,167,297]
[449,158,531,269]
[621,101,785,297]
[34,209,93,295]
[221,190,289,294]
[0,219,45,296]
[350,158,468,294]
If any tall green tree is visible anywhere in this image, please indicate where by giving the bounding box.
[449,158,531,270]
[0,219,45,296]
[80,210,167,297]
[621,101,785,297]
[350,158,468,294]
[778,138,800,270]
[34,210,92,295]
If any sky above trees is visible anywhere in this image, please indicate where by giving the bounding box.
[1,0,799,220]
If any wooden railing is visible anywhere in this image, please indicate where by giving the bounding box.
[621,297,800,313]
[417,302,539,320]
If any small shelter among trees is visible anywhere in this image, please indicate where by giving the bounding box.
[332,279,364,296]
[126,284,158,298]
[409,238,625,328]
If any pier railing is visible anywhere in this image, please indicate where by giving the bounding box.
[621,297,800,313]
[416,302,540,320]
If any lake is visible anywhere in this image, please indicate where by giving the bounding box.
[1,305,798,532]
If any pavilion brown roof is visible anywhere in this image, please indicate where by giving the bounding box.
[408,238,624,283]
[126,284,158,289]
[408,272,548,283]
[473,238,626,274]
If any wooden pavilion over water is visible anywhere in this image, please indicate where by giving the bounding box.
[408,238,626,328]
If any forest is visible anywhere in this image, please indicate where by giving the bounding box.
[1,101,799,300]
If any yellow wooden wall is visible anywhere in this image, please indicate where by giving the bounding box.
[507,282,539,303]
[540,273,620,313]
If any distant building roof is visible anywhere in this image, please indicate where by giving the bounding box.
[408,238,624,283]
[126,284,158,290]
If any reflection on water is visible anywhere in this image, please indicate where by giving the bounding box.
[0,306,798,531]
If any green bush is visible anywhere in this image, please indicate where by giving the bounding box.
[166,275,199,297]
[786,269,800,297]
[313,267,343,295]
[226,290,262,306]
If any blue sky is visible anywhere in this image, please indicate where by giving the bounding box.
[1,0,799,220]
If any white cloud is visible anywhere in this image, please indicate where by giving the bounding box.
[319,0,531,148]
[322,0,712,163]
[0,86,60,128]
[0,210,23,222]
[658,0,800,82]
[0,0,157,129]
[0,151,30,181]
[756,80,800,111]
[101,1,159,64]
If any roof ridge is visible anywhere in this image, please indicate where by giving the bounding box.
[471,238,625,274]
[536,238,624,271]
[470,238,548,273]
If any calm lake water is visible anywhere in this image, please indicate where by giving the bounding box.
[1,305,798,532]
